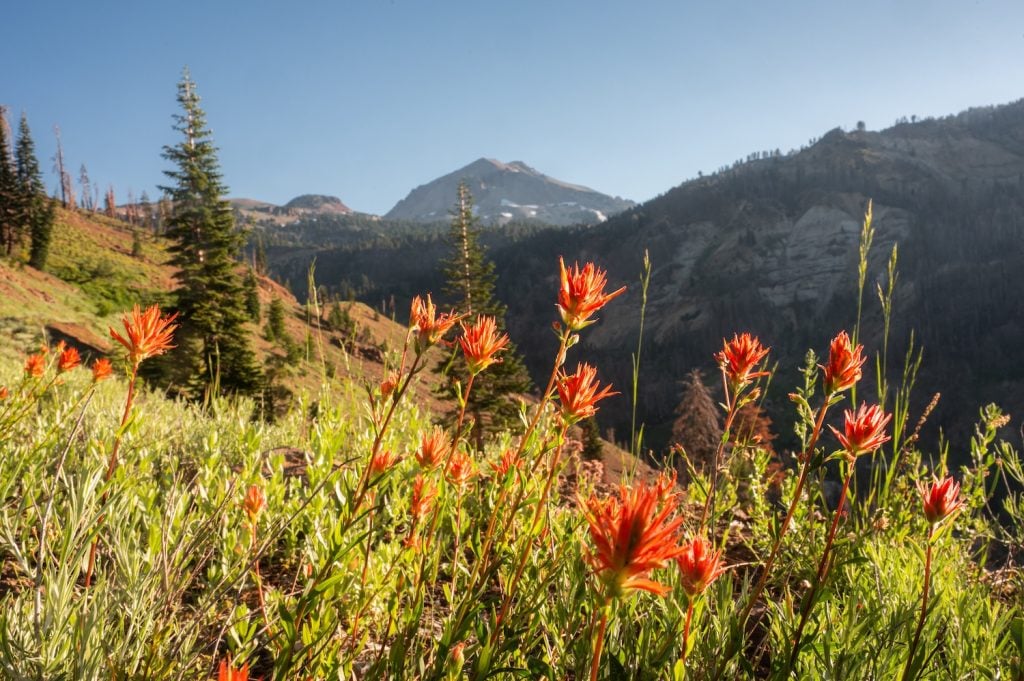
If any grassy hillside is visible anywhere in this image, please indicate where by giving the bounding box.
[0,252,1022,678]
[0,207,448,409]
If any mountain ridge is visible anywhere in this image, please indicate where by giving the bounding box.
[384,157,635,226]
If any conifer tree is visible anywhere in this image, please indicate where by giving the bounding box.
[78,163,93,211]
[243,267,261,322]
[159,70,261,396]
[437,181,532,445]
[16,114,55,270]
[0,107,20,255]
[670,369,722,476]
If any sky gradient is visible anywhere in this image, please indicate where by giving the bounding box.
[3,0,1023,214]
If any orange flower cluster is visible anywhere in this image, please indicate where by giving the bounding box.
[581,477,687,599]
[57,346,81,373]
[445,448,476,488]
[557,257,626,331]
[243,484,266,522]
[24,353,45,378]
[556,363,617,425]
[822,331,865,395]
[830,403,891,457]
[110,304,178,367]
[409,475,437,525]
[410,294,463,352]
[490,449,521,478]
[458,315,508,375]
[415,426,450,470]
[716,333,770,392]
[370,449,399,476]
[918,475,964,525]
[91,358,113,382]
[676,536,726,599]
[218,655,249,681]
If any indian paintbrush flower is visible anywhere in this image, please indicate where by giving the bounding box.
[490,448,522,478]
[918,475,964,525]
[581,479,685,599]
[822,331,865,396]
[830,403,892,458]
[409,475,437,525]
[109,304,178,368]
[218,655,249,681]
[458,315,509,375]
[91,358,113,382]
[57,345,81,372]
[556,362,618,425]
[557,257,626,331]
[410,294,463,352]
[370,449,399,476]
[446,448,476,488]
[415,425,450,470]
[716,333,770,393]
[24,353,45,378]
[243,484,266,523]
[676,535,726,598]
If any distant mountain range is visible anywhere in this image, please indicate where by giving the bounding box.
[384,158,634,225]
[230,160,633,233]
[266,98,1024,459]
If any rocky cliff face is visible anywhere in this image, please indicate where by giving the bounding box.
[491,101,1024,451]
[384,157,634,225]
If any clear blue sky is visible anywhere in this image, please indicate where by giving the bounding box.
[3,0,1022,214]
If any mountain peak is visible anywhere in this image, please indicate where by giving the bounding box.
[385,158,633,226]
[283,194,351,213]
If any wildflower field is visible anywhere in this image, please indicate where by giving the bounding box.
[2,251,1023,681]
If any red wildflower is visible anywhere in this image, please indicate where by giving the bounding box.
[218,655,249,681]
[243,485,266,521]
[830,403,891,457]
[822,331,865,395]
[109,304,178,367]
[415,425,450,470]
[458,315,509,375]
[370,449,399,476]
[24,353,45,378]
[918,475,964,525]
[409,475,437,524]
[557,257,626,331]
[410,294,463,351]
[91,358,113,382]
[0,386,7,400]
[556,362,618,425]
[57,346,81,373]
[446,448,476,488]
[490,449,522,478]
[581,479,685,599]
[716,333,770,392]
[379,372,399,400]
[676,535,726,598]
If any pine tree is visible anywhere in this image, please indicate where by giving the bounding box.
[158,69,262,396]
[0,107,20,256]
[437,181,532,445]
[243,267,261,322]
[670,369,723,477]
[16,114,55,270]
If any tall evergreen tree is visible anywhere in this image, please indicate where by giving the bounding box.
[0,107,20,255]
[437,182,532,445]
[16,114,55,270]
[158,70,261,396]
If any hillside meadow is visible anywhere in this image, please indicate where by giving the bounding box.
[0,209,1023,680]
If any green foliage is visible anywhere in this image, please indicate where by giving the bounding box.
[0,107,22,256]
[265,296,286,342]
[436,182,533,442]
[158,69,261,397]
[243,267,261,322]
